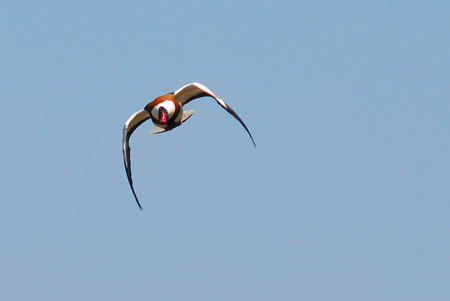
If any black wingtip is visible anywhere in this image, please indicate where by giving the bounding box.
[242,122,256,148]
[218,100,256,148]
[130,182,143,210]
[125,164,143,210]
[133,192,143,210]
[248,132,257,148]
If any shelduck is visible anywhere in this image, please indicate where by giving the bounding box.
[123,83,255,209]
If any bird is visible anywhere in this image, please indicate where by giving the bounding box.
[122,82,256,210]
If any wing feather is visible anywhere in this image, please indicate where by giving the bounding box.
[174,83,256,147]
[122,109,151,209]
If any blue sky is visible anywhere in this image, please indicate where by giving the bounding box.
[1,1,449,300]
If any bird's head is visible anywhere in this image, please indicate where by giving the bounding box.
[147,98,178,126]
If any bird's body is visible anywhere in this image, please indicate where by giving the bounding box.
[123,83,255,209]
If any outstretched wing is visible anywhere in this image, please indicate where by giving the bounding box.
[174,83,256,147]
[122,109,151,210]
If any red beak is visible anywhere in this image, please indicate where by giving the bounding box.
[160,111,167,123]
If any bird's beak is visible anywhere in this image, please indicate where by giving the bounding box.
[160,112,167,123]
[159,107,168,124]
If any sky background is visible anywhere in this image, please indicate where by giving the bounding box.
[1,1,449,300]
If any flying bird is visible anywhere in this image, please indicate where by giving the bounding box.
[123,82,256,210]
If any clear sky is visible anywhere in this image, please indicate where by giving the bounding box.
[1,1,449,300]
